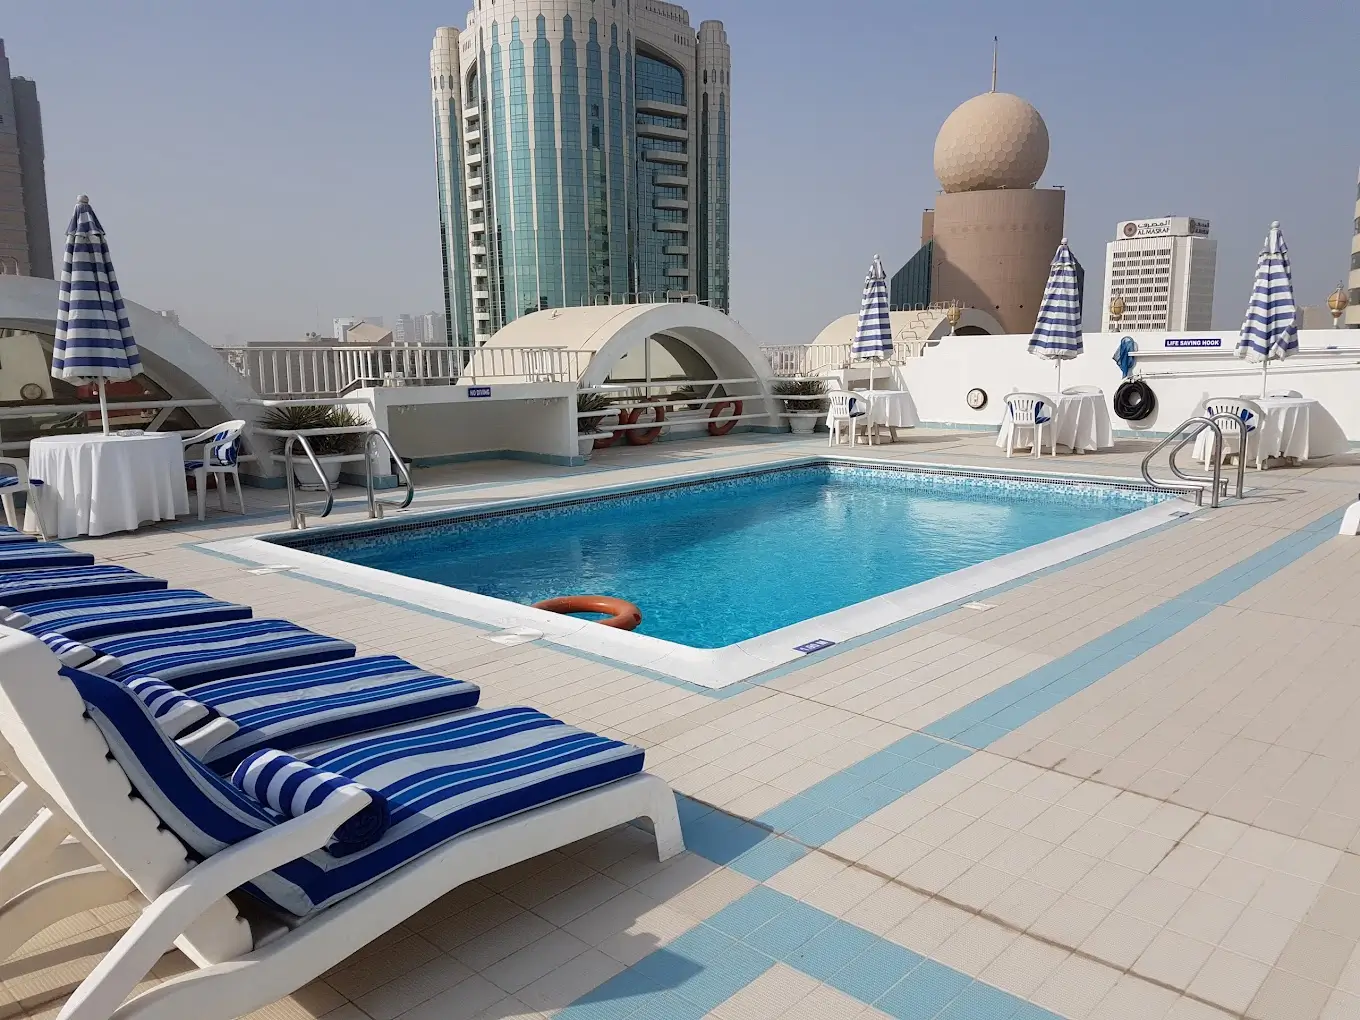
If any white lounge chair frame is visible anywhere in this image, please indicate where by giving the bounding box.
[0,627,684,1020]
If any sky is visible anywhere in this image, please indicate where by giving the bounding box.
[5,0,1359,346]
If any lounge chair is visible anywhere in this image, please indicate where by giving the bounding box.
[0,541,95,569]
[0,524,36,544]
[0,628,682,1020]
[42,619,357,688]
[0,566,168,608]
[3,590,253,643]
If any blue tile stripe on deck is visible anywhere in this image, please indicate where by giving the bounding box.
[563,504,1345,1019]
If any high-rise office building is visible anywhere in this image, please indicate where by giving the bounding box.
[394,313,420,345]
[0,40,52,279]
[1101,217,1216,332]
[430,2,731,345]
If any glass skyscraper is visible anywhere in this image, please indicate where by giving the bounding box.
[430,2,730,346]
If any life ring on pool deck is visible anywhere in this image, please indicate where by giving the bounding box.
[533,596,643,631]
[707,400,743,436]
[622,403,666,445]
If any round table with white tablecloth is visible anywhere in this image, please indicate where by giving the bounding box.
[995,391,1114,455]
[1191,396,1349,469]
[824,388,922,443]
[24,432,190,538]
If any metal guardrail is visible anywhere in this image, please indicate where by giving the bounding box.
[364,430,415,520]
[1141,416,1224,507]
[1165,412,1248,502]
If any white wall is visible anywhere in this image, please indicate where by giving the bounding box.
[377,384,577,462]
[892,330,1360,439]
[0,332,52,401]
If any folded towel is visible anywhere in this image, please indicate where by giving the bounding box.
[230,749,389,856]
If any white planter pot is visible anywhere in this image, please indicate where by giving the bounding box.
[788,415,817,435]
[294,458,344,491]
[577,434,598,461]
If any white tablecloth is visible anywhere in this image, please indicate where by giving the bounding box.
[25,432,190,538]
[1192,396,1349,467]
[995,391,1114,454]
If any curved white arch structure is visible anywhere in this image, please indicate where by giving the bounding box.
[483,302,784,422]
[811,307,1006,348]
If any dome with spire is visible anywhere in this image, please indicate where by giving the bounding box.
[933,91,1050,194]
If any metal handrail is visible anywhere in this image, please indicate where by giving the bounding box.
[364,429,415,520]
[283,434,334,530]
[1165,413,1248,501]
[1140,416,1223,507]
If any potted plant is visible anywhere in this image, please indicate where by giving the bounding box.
[576,392,614,461]
[259,404,366,490]
[773,379,828,434]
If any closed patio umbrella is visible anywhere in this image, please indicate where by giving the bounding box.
[1235,221,1298,397]
[1027,239,1083,395]
[851,255,893,393]
[52,196,143,434]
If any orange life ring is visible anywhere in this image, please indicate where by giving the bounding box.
[708,400,743,436]
[622,403,665,445]
[533,595,642,631]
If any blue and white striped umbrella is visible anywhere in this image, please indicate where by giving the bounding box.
[53,195,142,433]
[1028,239,1083,363]
[1236,221,1297,395]
[851,255,892,391]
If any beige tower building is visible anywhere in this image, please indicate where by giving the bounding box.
[926,87,1065,335]
[1348,167,1360,327]
[0,39,51,279]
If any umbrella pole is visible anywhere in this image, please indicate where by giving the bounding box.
[97,378,111,434]
[1260,360,1269,398]
[1056,361,1062,396]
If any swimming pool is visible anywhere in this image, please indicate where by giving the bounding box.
[265,462,1173,657]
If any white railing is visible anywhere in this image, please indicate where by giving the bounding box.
[760,340,926,379]
[0,398,221,455]
[230,344,594,397]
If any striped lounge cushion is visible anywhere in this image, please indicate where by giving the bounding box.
[8,589,252,642]
[188,656,481,770]
[0,542,95,569]
[0,566,167,608]
[95,619,356,687]
[0,525,36,545]
[65,665,645,918]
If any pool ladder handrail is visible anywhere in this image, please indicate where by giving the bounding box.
[283,433,334,530]
[364,429,416,520]
[1141,416,1230,508]
[1165,412,1249,503]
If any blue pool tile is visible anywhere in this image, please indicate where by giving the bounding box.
[885,733,943,759]
[916,742,972,770]
[556,964,666,1020]
[682,811,769,866]
[879,760,942,793]
[801,771,872,807]
[845,750,908,782]
[632,928,774,1012]
[729,836,809,881]
[676,794,715,827]
[840,781,903,817]
[826,940,924,1003]
[935,981,1023,1020]
[877,960,973,1020]
[758,795,823,833]
[744,901,837,959]
[785,920,879,981]
[704,887,798,938]
[952,722,1009,749]
[785,807,862,845]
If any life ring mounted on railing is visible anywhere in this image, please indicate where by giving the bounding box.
[533,595,643,631]
[622,403,666,445]
[708,400,743,436]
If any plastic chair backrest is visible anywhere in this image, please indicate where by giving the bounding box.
[186,420,247,467]
[1203,397,1263,435]
[826,391,862,418]
[1005,392,1050,426]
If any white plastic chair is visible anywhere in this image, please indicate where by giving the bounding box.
[183,420,247,520]
[1003,393,1053,458]
[1202,396,1265,470]
[826,390,869,447]
[0,457,45,540]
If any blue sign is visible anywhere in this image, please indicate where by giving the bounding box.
[1164,338,1222,349]
[467,386,492,398]
[794,638,836,655]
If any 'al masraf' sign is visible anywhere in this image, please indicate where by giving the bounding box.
[1118,217,1211,239]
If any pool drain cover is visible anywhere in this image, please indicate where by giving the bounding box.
[483,627,543,647]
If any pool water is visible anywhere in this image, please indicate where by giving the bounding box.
[300,466,1165,649]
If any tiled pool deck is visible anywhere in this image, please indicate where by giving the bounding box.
[9,428,1360,1020]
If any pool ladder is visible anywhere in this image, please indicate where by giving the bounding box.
[284,428,416,530]
[1140,414,1248,508]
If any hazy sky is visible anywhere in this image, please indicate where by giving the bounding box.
[5,0,1359,346]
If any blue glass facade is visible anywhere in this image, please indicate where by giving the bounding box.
[435,10,730,335]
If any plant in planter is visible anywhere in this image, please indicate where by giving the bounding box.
[259,404,366,490]
[773,379,828,434]
[576,392,615,460]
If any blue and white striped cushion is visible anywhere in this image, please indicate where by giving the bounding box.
[231,750,388,855]
[96,619,356,687]
[209,433,239,467]
[191,656,481,770]
[126,677,222,738]
[0,565,167,608]
[0,542,95,569]
[0,525,35,544]
[0,477,18,488]
[39,631,100,668]
[64,664,645,918]
[14,589,252,643]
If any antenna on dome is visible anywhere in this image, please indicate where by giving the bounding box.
[991,36,998,92]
